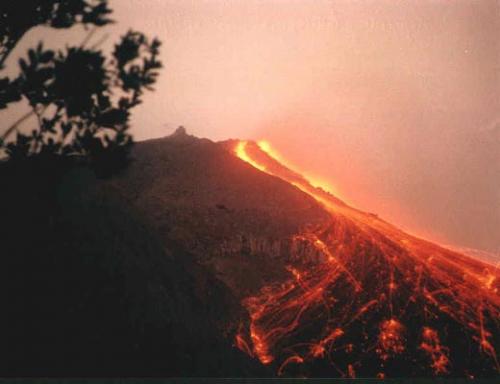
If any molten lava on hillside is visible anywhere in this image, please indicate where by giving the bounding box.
[233,140,500,378]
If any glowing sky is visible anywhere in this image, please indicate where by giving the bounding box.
[2,0,499,253]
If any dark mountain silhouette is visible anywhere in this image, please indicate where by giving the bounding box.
[1,128,498,377]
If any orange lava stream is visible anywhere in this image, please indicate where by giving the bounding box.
[233,140,500,377]
[235,141,266,172]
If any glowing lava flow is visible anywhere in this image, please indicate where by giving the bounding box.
[233,140,500,378]
[235,141,266,172]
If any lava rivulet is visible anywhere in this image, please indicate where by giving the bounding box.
[233,140,500,378]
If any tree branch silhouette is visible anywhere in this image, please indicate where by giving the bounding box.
[0,1,162,176]
[1,109,35,142]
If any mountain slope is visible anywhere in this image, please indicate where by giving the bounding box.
[107,129,331,297]
[108,130,499,378]
[231,140,500,378]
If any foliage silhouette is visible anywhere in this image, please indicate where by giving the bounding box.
[0,0,162,176]
[0,0,112,69]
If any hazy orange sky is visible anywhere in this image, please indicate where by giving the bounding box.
[3,1,499,253]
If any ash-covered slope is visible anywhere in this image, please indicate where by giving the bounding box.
[108,128,331,297]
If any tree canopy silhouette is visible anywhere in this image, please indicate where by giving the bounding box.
[0,0,162,175]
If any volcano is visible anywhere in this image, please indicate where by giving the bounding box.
[115,130,498,378]
[2,128,498,378]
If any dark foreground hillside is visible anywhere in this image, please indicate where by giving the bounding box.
[0,156,268,376]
